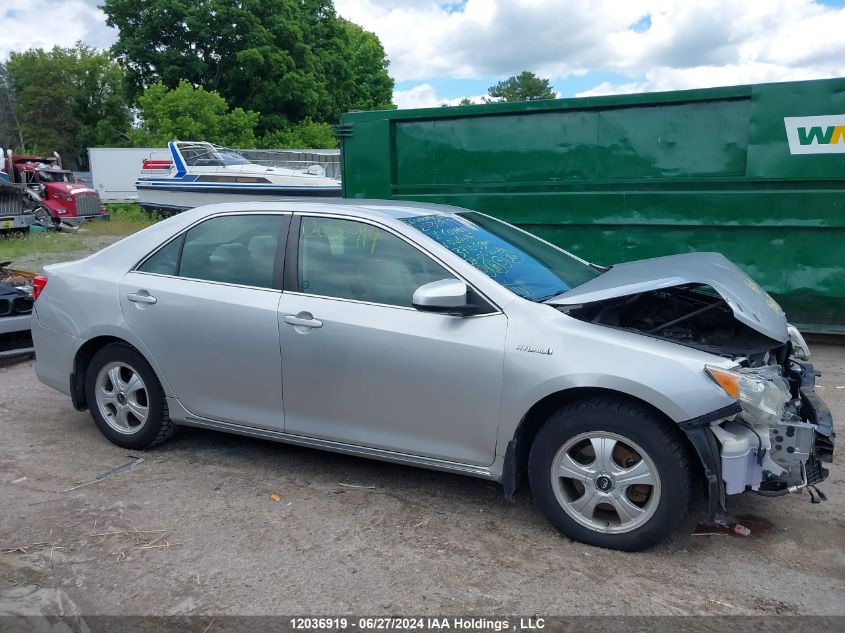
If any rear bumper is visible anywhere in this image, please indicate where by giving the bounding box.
[31,309,78,396]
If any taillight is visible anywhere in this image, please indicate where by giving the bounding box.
[32,275,48,301]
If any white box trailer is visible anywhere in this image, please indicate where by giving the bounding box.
[88,147,164,202]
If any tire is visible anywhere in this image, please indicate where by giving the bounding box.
[85,343,176,450]
[528,396,692,551]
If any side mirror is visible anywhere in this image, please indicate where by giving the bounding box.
[412,279,476,315]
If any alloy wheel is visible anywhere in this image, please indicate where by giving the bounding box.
[94,361,150,434]
[550,431,661,534]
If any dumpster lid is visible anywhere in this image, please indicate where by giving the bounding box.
[546,252,788,342]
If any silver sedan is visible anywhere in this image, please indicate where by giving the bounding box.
[31,200,834,550]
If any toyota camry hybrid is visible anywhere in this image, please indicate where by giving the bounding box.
[31,200,834,551]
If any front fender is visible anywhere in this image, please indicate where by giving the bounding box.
[41,199,71,217]
[497,306,738,452]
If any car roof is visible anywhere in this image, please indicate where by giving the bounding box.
[182,199,472,222]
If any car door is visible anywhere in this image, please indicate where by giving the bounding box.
[278,214,507,466]
[119,212,288,430]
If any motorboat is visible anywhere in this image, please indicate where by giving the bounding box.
[135,141,342,215]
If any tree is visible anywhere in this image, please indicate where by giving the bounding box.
[5,44,131,167]
[0,64,23,149]
[102,0,394,132]
[339,20,394,112]
[260,119,338,149]
[485,71,557,103]
[130,81,259,148]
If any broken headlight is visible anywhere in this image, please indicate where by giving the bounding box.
[705,365,791,427]
[787,324,811,361]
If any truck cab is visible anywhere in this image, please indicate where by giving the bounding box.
[2,149,109,228]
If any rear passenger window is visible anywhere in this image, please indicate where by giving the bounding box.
[140,215,285,288]
[138,236,181,276]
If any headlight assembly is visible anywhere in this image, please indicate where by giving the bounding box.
[705,365,791,427]
[787,324,811,361]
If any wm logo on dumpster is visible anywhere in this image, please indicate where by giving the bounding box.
[784,115,845,154]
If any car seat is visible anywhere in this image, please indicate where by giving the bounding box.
[299,232,354,299]
[179,242,210,280]
[209,243,261,286]
[248,235,278,287]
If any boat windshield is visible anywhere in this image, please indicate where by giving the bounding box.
[400,211,599,301]
[181,145,252,167]
[215,150,251,166]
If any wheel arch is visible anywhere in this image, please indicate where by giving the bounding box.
[501,387,704,502]
[70,336,160,411]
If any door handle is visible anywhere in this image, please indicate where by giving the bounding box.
[283,314,323,328]
[127,292,157,305]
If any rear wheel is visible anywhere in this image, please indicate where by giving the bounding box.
[85,343,176,449]
[528,396,692,551]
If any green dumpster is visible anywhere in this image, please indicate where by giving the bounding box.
[338,77,845,333]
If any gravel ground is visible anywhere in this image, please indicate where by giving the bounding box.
[0,344,843,617]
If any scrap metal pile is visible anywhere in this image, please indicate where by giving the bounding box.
[0,262,35,358]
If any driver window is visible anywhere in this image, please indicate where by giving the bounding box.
[296,217,454,307]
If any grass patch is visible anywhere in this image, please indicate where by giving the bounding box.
[0,204,159,271]
[0,232,89,262]
[86,203,160,236]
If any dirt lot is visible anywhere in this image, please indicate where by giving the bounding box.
[0,342,843,618]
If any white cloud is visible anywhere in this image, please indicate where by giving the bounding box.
[337,0,845,95]
[393,83,441,109]
[0,0,116,59]
[393,83,486,109]
[2,0,844,103]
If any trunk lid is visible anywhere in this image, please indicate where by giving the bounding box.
[548,252,788,342]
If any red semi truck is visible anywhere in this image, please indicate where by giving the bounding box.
[1,149,109,228]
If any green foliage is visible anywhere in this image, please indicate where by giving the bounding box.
[102,0,395,133]
[130,81,259,148]
[87,203,160,236]
[260,119,338,149]
[485,71,557,103]
[5,43,131,167]
[340,20,395,113]
[0,63,22,149]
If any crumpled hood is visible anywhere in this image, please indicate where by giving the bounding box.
[548,252,788,342]
[44,182,96,196]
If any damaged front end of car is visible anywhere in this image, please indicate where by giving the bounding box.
[549,252,835,524]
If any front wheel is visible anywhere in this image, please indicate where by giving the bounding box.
[528,397,692,551]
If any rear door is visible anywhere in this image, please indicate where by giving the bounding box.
[119,212,289,430]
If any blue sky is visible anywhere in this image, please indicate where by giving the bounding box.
[2,0,845,108]
[394,71,642,102]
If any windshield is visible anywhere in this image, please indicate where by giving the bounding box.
[400,212,599,301]
[182,146,251,167]
[215,150,251,166]
[38,170,70,183]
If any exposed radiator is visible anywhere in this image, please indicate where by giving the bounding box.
[0,190,23,215]
[75,193,100,216]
